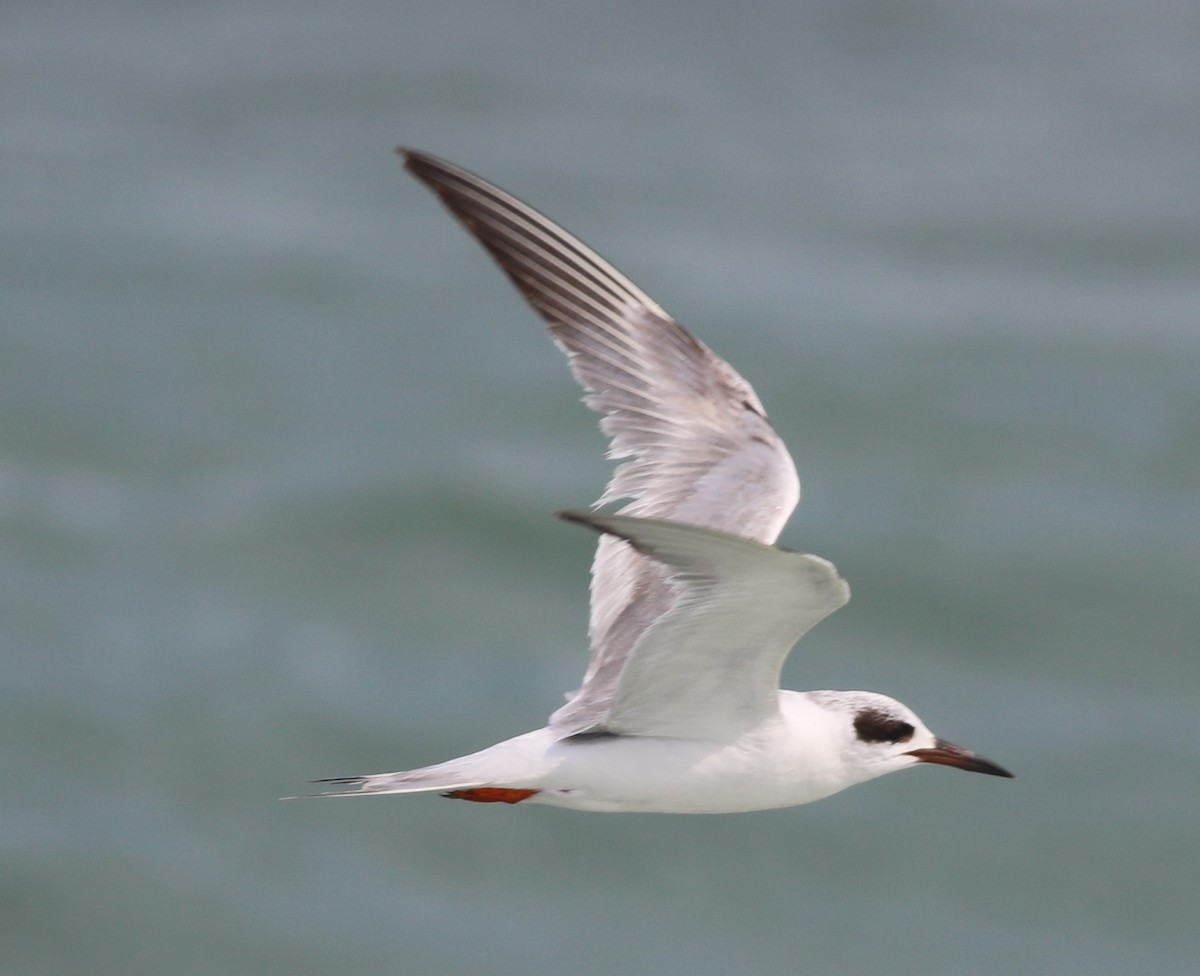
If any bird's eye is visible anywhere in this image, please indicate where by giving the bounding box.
[853,710,915,744]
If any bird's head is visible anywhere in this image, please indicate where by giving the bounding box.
[809,690,1014,783]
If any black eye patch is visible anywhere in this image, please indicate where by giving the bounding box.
[853,709,915,744]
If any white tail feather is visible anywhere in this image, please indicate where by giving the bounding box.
[304,755,489,798]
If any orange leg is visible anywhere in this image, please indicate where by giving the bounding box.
[443,787,540,804]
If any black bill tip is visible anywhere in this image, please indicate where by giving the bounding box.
[906,738,1014,779]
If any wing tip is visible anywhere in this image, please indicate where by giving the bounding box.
[396,146,445,180]
[556,509,664,565]
[556,508,624,540]
[555,507,594,528]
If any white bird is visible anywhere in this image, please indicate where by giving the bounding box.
[311,149,1013,814]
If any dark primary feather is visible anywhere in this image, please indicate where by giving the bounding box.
[399,150,802,736]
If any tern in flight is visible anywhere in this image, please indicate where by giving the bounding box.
[311,150,1013,813]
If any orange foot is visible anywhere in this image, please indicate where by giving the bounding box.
[443,787,540,804]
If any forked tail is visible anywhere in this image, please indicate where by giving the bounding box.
[300,729,550,801]
[306,762,485,798]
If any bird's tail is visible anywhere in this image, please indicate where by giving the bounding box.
[294,728,549,800]
[303,757,487,799]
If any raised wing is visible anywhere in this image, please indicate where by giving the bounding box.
[400,150,802,735]
[557,512,849,738]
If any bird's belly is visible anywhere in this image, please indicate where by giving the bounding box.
[528,733,842,814]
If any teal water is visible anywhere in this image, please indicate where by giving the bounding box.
[4,2,1198,974]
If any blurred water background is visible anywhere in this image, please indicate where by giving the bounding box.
[4,1,1198,974]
